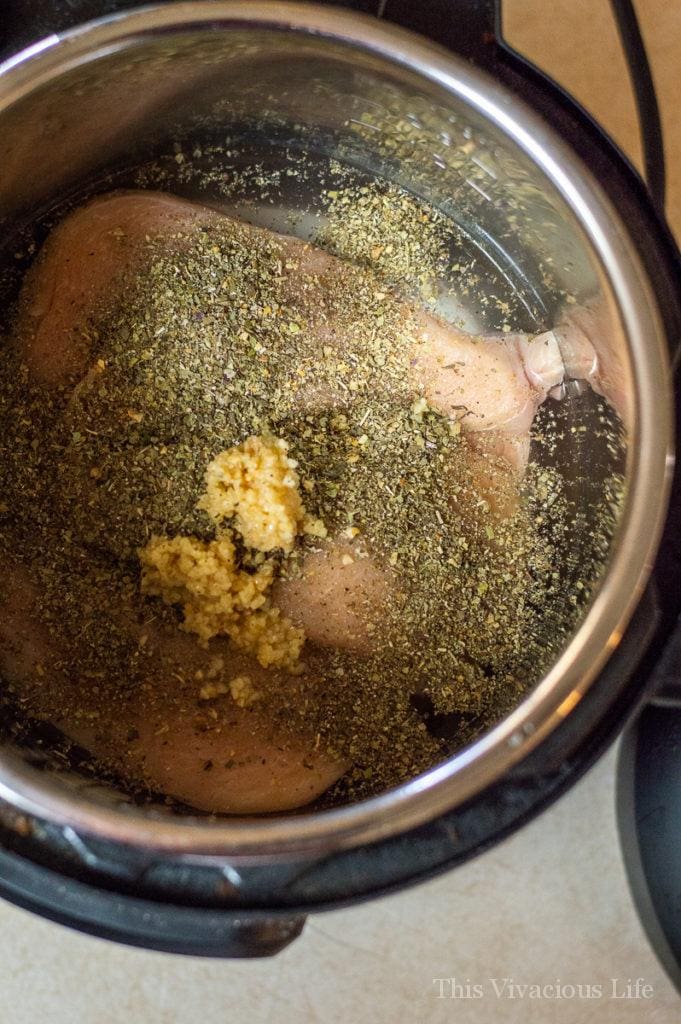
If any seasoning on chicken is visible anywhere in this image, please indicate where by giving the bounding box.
[0,189,619,812]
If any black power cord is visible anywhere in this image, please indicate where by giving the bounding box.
[609,0,666,213]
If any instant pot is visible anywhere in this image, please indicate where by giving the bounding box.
[1,0,681,971]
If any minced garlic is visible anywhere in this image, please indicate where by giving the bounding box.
[199,680,229,701]
[198,675,261,707]
[138,434,321,673]
[139,533,304,671]
[229,675,261,708]
[199,434,326,552]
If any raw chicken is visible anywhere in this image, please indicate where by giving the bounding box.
[552,298,629,427]
[411,314,564,435]
[4,190,613,813]
[18,190,610,473]
[0,562,346,814]
[273,540,390,655]
[16,191,336,389]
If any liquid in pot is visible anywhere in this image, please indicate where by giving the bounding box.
[0,139,625,814]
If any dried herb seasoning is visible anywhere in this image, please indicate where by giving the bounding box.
[0,175,623,805]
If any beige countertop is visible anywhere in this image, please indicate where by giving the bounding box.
[0,746,678,1023]
[1,3,680,1021]
[505,0,681,238]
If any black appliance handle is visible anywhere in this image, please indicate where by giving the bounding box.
[0,833,307,958]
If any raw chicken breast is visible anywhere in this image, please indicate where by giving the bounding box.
[5,189,611,814]
[410,311,565,472]
[16,191,337,389]
[18,191,571,433]
[18,190,621,436]
[553,298,629,427]
[273,541,390,654]
[0,562,346,814]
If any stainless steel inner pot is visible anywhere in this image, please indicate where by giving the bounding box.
[0,1,673,860]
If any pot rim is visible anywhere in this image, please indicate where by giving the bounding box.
[0,1,673,858]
